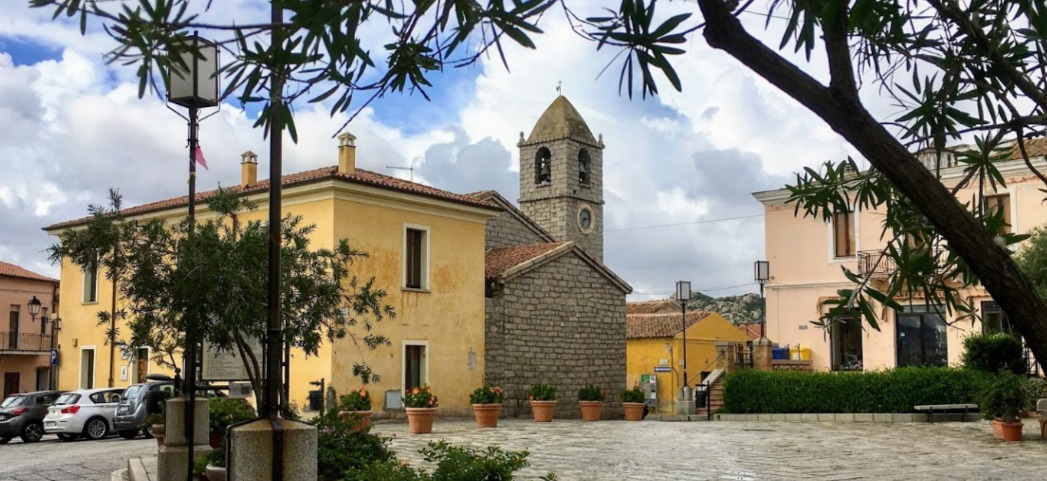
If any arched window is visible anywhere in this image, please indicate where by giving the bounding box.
[578,149,591,185]
[535,148,552,184]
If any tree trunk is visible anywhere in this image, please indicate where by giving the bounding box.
[696,0,1047,366]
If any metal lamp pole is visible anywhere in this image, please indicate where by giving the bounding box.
[49,316,61,390]
[754,261,770,339]
[675,281,691,394]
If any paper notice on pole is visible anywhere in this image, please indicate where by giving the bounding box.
[202,337,263,381]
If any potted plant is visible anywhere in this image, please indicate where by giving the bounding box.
[622,385,646,421]
[527,384,557,423]
[204,447,227,481]
[338,387,374,432]
[143,410,165,448]
[403,384,438,434]
[208,398,255,449]
[979,371,1028,441]
[578,384,605,422]
[469,385,505,428]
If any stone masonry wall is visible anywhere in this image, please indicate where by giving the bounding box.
[485,210,549,251]
[484,252,626,419]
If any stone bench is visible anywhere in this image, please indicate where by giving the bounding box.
[914,403,978,423]
[1037,398,1047,438]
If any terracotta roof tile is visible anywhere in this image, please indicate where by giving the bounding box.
[485,242,568,280]
[626,311,709,339]
[0,261,58,284]
[1008,137,1047,159]
[626,299,678,315]
[46,166,496,230]
[736,323,765,341]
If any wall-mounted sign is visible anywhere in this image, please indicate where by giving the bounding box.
[202,337,262,381]
[653,366,672,373]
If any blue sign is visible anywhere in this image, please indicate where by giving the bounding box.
[50,349,58,366]
[653,366,671,373]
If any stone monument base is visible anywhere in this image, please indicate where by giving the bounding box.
[229,417,317,481]
[157,397,212,481]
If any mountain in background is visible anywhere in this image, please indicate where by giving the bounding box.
[687,291,765,326]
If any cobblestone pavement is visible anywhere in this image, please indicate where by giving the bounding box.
[372,418,1047,480]
[0,435,154,481]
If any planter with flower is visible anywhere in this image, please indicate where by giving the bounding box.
[403,384,439,434]
[339,387,374,432]
[578,384,605,421]
[622,386,646,421]
[143,411,165,448]
[470,385,505,428]
[527,384,557,423]
[979,371,1028,441]
[208,398,255,449]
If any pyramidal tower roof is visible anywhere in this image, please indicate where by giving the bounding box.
[525,95,598,145]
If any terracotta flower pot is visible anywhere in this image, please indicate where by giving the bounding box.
[472,404,501,428]
[339,410,373,432]
[405,407,437,434]
[530,400,556,423]
[152,424,165,448]
[579,401,603,422]
[623,402,645,421]
[992,418,1023,441]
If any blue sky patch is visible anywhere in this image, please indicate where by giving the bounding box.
[0,36,61,66]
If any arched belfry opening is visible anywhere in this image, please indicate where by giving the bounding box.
[536,147,552,185]
[578,149,591,185]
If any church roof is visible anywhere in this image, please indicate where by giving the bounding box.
[526,96,599,146]
[0,261,58,284]
[467,191,556,243]
[46,166,497,231]
[626,311,711,339]
[485,241,632,294]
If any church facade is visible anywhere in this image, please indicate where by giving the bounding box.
[480,96,631,418]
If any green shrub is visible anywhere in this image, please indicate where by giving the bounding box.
[310,409,394,481]
[577,384,605,402]
[527,384,556,401]
[209,398,255,440]
[1023,377,1047,412]
[346,441,549,481]
[622,386,645,403]
[978,371,1027,422]
[961,332,1025,375]
[721,367,987,413]
[469,385,505,404]
[339,387,373,411]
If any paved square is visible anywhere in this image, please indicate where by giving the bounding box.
[372,418,1047,480]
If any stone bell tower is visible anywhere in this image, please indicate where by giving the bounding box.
[518,95,605,262]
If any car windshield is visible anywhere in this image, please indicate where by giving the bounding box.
[122,385,143,403]
[1,396,26,408]
[55,393,81,406]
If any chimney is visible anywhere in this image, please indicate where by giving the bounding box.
[241,150,258,186]
[338,132,357,175]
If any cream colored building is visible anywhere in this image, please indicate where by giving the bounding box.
[753,139,1047,372]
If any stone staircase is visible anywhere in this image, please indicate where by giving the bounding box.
[695,375,724,417]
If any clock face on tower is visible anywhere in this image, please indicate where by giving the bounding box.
[578,207,593,232]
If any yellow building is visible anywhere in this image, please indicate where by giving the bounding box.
[44,134,499,413]
[625,308,748,413]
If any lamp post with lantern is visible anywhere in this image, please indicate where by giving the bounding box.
[754,261,770,339]
[675,281,691,396]
[48,315,61,390]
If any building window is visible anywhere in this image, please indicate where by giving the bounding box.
[404,226,429,290]
[981,301,1012,333]
[578,149,591,185]
[39,307,48,335]
[984,194,1011,234]
[83,262,98,303]
[7,305,18,349]
[896,305,948,367]
[404,343,428,392]
[535,148,551,185]
[80,348,96,389]
[833,211,856,257]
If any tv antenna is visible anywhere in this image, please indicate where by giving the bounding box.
[387,165,415,182]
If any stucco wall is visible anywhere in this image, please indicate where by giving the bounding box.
[2,273,59,395]
[484,252,625,419]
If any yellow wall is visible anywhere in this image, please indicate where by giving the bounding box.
[625,313,747,413]
[52,178,493,414]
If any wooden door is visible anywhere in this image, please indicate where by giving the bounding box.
[136,348,149,383]
[3,372,20,398]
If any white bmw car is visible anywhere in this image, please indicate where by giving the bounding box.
[43,388,125,441]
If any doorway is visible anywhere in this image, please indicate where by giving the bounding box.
[135,348,149,383]
[404,343,428,391]
[3,372,19,398]
[831,315,864,370]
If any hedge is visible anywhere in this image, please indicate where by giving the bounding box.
[721,367,987,413]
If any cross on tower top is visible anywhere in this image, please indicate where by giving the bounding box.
[556,80,562,95]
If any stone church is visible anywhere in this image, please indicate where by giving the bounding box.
[475,96,631,418]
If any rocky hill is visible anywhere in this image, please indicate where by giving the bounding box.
[687,291,765,326]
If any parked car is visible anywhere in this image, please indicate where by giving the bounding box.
[44,388,125,441]
[113,374,227,439]
[0,390,63,443]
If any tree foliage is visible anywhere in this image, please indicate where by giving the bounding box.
[30,0,1047,364]
[50,188,394,395]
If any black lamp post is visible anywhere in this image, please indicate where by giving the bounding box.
[675,281,691,393]
[167,33,219,481]
[28,296,42,322]
[49,315,61,390]
[754,261,770,339]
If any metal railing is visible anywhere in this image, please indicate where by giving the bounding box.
[857,250,898,278]
[0,331,53,352]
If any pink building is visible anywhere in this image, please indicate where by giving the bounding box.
[0,261,59,397]
[753,139,1047,372]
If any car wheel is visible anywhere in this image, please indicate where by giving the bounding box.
[143,424,155,439]
[57,433,78,442]
[0,437,10,444]
[20,421,44,443]
[118,430,139,440]
[84,418,109,440]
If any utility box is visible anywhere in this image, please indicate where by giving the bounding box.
[640,374,658,409]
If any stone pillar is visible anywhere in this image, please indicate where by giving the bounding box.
[753,337,773,372]
[715,341,738,374]
[157,397,212,481]
[229,417,317,481]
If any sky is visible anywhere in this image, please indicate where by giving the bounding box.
[0,1,875,300]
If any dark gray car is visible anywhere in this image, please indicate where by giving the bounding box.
[0,390,63,443]
[114,378,175,439]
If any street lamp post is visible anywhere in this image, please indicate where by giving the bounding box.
[675,281,691,396]
[49,315,61,390]
[167,33,219,481]
[754,261,770,339]
[27,296,41,352]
